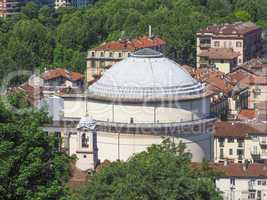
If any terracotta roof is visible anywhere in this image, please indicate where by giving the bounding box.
[198,48,240,60]
[238,109,256,120]
[93,36,165,52]
[197,22,261,36]
[14,83,43,106]
[228,68,250,82]
[195,68,235,94]
[240,74,267,85]
[211,163,267,178]
[214,121,262,138]
[236,58,267,77]
[228,68,267,86]
[41,68,83,82]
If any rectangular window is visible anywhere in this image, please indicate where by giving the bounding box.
[109,52,113,57]
[220,148,224,159]
[219,138,225,147]
[91,61,96,68]
[229,149,233,155]
[119,52,122,57]
[91,51,95,57]
[230,178,235,185]
[237,139,244,148]
[257,191,262,199]
[214,41,220,47]
[237,149,244,156]
[101,52,104,57]
[248,192,255,199]
[236,41,242,47]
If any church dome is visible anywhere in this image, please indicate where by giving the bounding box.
[88,48,205,101]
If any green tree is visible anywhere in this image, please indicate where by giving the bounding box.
[0,93,72,200]
[8,19,53,71]
[234,10,252,22]
[21,1,40,19]
[78,139,222,200]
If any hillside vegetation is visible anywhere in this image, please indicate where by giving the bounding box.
[0,0,266,83]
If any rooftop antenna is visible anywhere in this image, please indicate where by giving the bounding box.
[148,25,152,38]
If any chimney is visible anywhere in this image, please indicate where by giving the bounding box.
[148,25,152,38]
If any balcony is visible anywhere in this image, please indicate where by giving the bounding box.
[251,150,260,156]
[259,137,267,146]
[199,43,211,48]
[261,152,267,159]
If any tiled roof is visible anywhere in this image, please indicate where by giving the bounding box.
[41,68,83,82]
[196,68,235,94]
[212,163,267,178]
[228,68,267,86]
[197,22,261,36]
[15,83,43,106]
[214,121,261,138]
[236,58,267,77]
[198,48,240,60]
[238,109,256,120]
[93,36,165,52]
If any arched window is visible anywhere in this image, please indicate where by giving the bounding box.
[81,133,89,148]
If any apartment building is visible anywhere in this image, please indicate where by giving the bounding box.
[214,122,267,164]
[0,0,24,17]
[196,22,263,73]
[229,67,267,109]
[86,36,165,83]
[214,162,267,200]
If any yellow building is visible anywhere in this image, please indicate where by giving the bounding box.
[198,48,239,74]
[86,36,165,83]
[196,22,263,71]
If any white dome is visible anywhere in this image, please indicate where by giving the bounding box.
[88,49,204,101]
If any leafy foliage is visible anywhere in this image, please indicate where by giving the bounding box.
[77,139,222,200]
[0,0,267,84]
[0,93,72,200]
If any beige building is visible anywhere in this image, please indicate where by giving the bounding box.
[229,67,267,109]
[197,22,263,72]
[214,122,267,164]
[86,36,165,83]
[213,162,267,200]
[0,0,22,17]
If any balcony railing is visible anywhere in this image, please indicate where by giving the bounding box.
[199,43,211,48]
[259,137,267,145]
